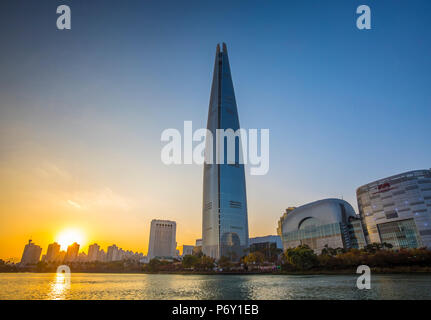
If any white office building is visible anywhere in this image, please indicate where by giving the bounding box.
[147,219,177,259]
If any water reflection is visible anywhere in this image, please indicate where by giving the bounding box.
[49,269,71,300]
[0,273,430,300]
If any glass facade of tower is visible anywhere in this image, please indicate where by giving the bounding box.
[357,169,431,250]
[202,43,249,261]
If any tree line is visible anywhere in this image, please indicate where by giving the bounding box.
[2,243,431,273]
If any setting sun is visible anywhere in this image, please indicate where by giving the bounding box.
[56,229,86,250]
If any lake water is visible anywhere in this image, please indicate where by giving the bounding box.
[1,273,431,300]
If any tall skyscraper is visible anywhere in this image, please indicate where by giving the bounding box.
[202,43,249,261]
[20,239,42,265]
[147,219,177,259]
[45,242,60,262]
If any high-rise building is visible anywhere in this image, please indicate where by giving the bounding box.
[44,242,61,262]
[88,243,100,262]
[202,43,249,261]
[20,240,42,265]
[58,250,66,262]
[118,248,125,261]
[357,169,431,249]
[64,242,80,262]
[147,219,177,259]
[279,199,366,254]
[97,249,106,262]
[107,244,120,262]
[77,252,88,262]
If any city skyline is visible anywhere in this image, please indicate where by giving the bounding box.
[13,231,285,264]
[1,0,431,260]
[16,238,146,265]
[14,164,431,265]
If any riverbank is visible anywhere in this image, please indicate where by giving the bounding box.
[2,266,431,275]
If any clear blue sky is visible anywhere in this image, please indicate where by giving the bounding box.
[0,0,430,257]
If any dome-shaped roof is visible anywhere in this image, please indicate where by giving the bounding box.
[281,198,357,234]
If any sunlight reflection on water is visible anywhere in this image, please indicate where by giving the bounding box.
[1,273,431,300]
[49,272,70,300]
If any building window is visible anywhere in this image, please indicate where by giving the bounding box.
[229,200,242,209]
[377,218,421,249]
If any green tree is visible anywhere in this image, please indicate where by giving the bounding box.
[321,244,337,256]
[182,255,199,269]
[243,252,265,265]
[284,245,318,270]
[364,242,384,253]
[194,250,204,258]
[197,255,215,270]
[148,258,161,272]
[36,261,48,272]
[217,256,232,269]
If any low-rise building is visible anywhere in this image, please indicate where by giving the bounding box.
[181,245,194,257]
[249,235,282,249]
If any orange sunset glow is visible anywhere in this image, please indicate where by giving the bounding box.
[0,134,276,260]
[56,229,86,251]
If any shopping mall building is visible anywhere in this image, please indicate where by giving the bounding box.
[356,169,431,249]
[278,198,366,254]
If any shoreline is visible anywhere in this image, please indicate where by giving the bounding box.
[2,267,431,276]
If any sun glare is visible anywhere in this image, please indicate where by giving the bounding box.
[56,229,85,250]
